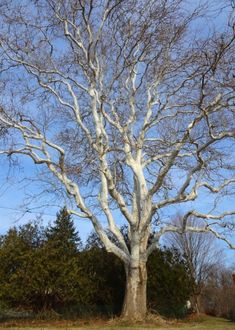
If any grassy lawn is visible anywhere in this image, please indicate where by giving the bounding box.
[0,315,234,330]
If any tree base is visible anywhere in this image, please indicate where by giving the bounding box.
[121,263,147,321]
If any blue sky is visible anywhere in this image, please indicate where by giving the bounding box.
[0,154,93,240]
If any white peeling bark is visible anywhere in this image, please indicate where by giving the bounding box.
[122,234,148,320]
[122,261,147,320]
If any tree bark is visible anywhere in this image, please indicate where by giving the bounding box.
[122,260,147,320]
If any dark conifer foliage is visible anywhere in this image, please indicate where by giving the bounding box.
[0,210,193,318]
[37,207,85,310]
[46,207,82,252]
[147,248,193,317]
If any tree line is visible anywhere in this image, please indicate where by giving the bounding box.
[0,208,192,319]
[1,208,234,321]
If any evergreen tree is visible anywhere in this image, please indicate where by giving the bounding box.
[81,242,125,315]
[46,207,82,252]
[40,207,86,310]
[0,224,44,309]
[147,248,193,318]
[0,211,87,313]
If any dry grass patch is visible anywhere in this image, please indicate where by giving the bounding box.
[0,315,234,330]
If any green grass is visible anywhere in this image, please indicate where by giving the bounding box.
[0,315,234,330]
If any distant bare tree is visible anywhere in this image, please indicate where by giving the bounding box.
[166,215,224,313]
[201,265,235,320]
[0,0,234,320]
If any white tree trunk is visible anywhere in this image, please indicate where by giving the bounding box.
[122,260,147,320]
[122,233,148,320]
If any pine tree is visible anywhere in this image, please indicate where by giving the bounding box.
[147,248,193,318]
[0,211,89,313]
[0,224,45,309]
[46,207,82,253]
[40,207,85,310]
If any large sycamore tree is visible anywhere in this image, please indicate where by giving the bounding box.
[0,0,235,320]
